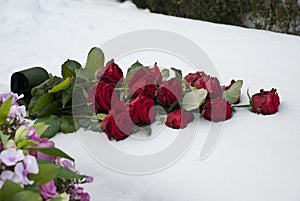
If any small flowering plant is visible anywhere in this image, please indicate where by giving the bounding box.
[0,93,92,201]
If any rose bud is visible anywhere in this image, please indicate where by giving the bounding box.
[128,63,162,99]
[157,78,182,108]
[202,99,232,122]
[102,101,132,141]
[195,74,222,99]
[251,88,280,115]
[129,96,156,125]
[95,81,119,114]
[96,60,123,84]
[166,109,193,129]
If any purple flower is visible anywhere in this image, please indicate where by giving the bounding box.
[28,128,40,141]
[85,176,94,183]
[0,92,23,105]
[29,133,56,162]
[39,180,57,200]
[60,159,74,170]
[37,139,56,162]
[0,148,25,166]
[0,170,22,188]
[9,105,26,120]
[70,187,90,201]
[14,155,38,186]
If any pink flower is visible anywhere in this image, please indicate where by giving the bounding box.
[0,148,25,166]
[39,180,57,200]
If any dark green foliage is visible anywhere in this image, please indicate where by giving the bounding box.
[119,0,300,35]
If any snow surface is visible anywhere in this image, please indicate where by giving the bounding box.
[1,0,300,201]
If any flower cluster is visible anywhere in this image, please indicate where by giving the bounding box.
[0,92,92,201]
[89,60,280,141]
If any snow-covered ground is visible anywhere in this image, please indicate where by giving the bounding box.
[1,0,300,201]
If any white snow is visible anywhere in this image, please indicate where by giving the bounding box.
[1,0,300,201]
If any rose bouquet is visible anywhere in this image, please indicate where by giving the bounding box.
[11,47,280,142]
[88,59,280,141]
[0,92,92,201]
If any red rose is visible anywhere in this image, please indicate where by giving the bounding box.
[128,63,162,99]
[95,81,119,113]
[202,99,232,122]
[195,73,222,99]
[97,60,123,84]
[157,78,182,108]
[130,84,157,100]
[102,101,132,141]
[165,109,193,129]
[184,71,204,87]
[129,96,156,125]
[251,88,280,115]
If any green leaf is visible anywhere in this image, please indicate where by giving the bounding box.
[48,193,69,201]
[161,68,170,82]
[74,68,91,86]
[28,147,74,162]
[97,113,106,121]
[0,180,22,200]
[0,131,10,147]
[57,166,86,180]
[0,97,12,125]
[171,67,182,82]
[61,59,81,79]
[28,164,60,185]
[7,191,42,201]
[35,115,60,138]
[59,116,77,134]
[48,77,71,94]
[17,140,38,149]
[30,93,54,117]
[14,125,28,143]
[30,123,49,137]
[182,89,208,111]
[31,76,62,96]
[61,80,73,107]
[222,80,243,104]
[40,101,60,118]
[84,47,104,80]
[125,60,145,83]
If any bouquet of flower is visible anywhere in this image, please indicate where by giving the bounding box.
[12,47,280,142]
[87,59,280,141]
[0,92,92,201]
